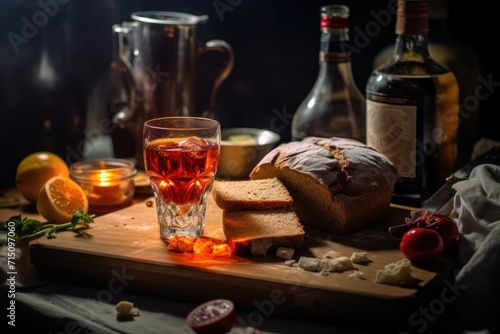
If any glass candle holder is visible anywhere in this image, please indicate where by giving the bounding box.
[70,159,137,212]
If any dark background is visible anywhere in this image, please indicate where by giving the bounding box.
[1,0,498,189]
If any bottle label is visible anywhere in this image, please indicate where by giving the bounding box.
[366,95,417,178]
[320,51,348,63]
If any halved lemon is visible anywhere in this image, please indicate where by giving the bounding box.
[37,176,89,224]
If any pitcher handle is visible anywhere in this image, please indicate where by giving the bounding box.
[201,39,234,117]
[112,54,138,124]
[111,22,139,125]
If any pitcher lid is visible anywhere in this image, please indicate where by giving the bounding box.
[131,11,209,25]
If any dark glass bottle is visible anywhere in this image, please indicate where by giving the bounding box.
[371,0,480,168]
[366,0,459,203]
[291,4,366,143]
[15,26,87,164]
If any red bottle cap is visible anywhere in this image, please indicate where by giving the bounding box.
[320,4,349,29]
[320,16,348,29]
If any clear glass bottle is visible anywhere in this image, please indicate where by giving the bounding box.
[291,4,366,143]
[366,0,459,203]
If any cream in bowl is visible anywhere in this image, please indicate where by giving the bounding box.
[218,128,280,179]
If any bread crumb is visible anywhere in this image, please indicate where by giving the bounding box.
[298,256,321,271]
[115,301,140,318]
[276,247,295,260]
[319,256,353,273]
[323,250,342,259]
[250,239,272,256]
[284,259,296,267]
[348,271,365,279]
[299,256,354,274]
[350,251,371,264]
[375,259,416,286]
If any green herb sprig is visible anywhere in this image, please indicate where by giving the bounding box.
[0,208,95,243]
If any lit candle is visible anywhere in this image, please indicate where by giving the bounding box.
[93,170,122,203]
[70,159,137,211]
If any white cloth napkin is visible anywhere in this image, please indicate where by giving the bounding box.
[452,163,500,331]
[0,237,51,294]
[4,281,354,334]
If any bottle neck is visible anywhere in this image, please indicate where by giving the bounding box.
[316,27,357,88]
[393,34,431,61]
[393,0,430,62]
[319,28,351,63]
[319,4,351,64]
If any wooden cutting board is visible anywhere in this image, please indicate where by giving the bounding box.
[3,191,457,324]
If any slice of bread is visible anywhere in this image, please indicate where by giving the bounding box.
[212,177,293,211]
[223,208,305,256]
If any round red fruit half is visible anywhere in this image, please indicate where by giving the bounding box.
[400,227,444,262]
[186,299,237,334]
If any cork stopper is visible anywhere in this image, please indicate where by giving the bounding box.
[396,0,428,35]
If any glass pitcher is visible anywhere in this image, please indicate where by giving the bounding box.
[111,11,234,168]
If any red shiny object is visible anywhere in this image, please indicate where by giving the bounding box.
[144,138,219,205]
[400,227,444,262]
[320,17,348,29]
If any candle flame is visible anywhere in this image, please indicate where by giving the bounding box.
[98,170,113,187]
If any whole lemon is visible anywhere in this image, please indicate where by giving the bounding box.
[16,151,70,204]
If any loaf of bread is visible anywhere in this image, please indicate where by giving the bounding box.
[212,178,293,210]
[222,208,305,256]
[249,137,397,234]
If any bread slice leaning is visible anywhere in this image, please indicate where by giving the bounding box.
[212,177,293,210]
[223,208,305,256]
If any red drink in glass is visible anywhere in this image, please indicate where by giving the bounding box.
[143,117,220,242]
[144,137,219,205]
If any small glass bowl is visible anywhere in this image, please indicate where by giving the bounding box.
[70,159,137,212]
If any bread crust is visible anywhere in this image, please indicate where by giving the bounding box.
[250,137,397,234]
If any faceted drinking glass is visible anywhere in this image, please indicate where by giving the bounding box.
[143,117,220,241]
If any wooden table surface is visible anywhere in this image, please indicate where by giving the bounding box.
[0,186,458,325]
